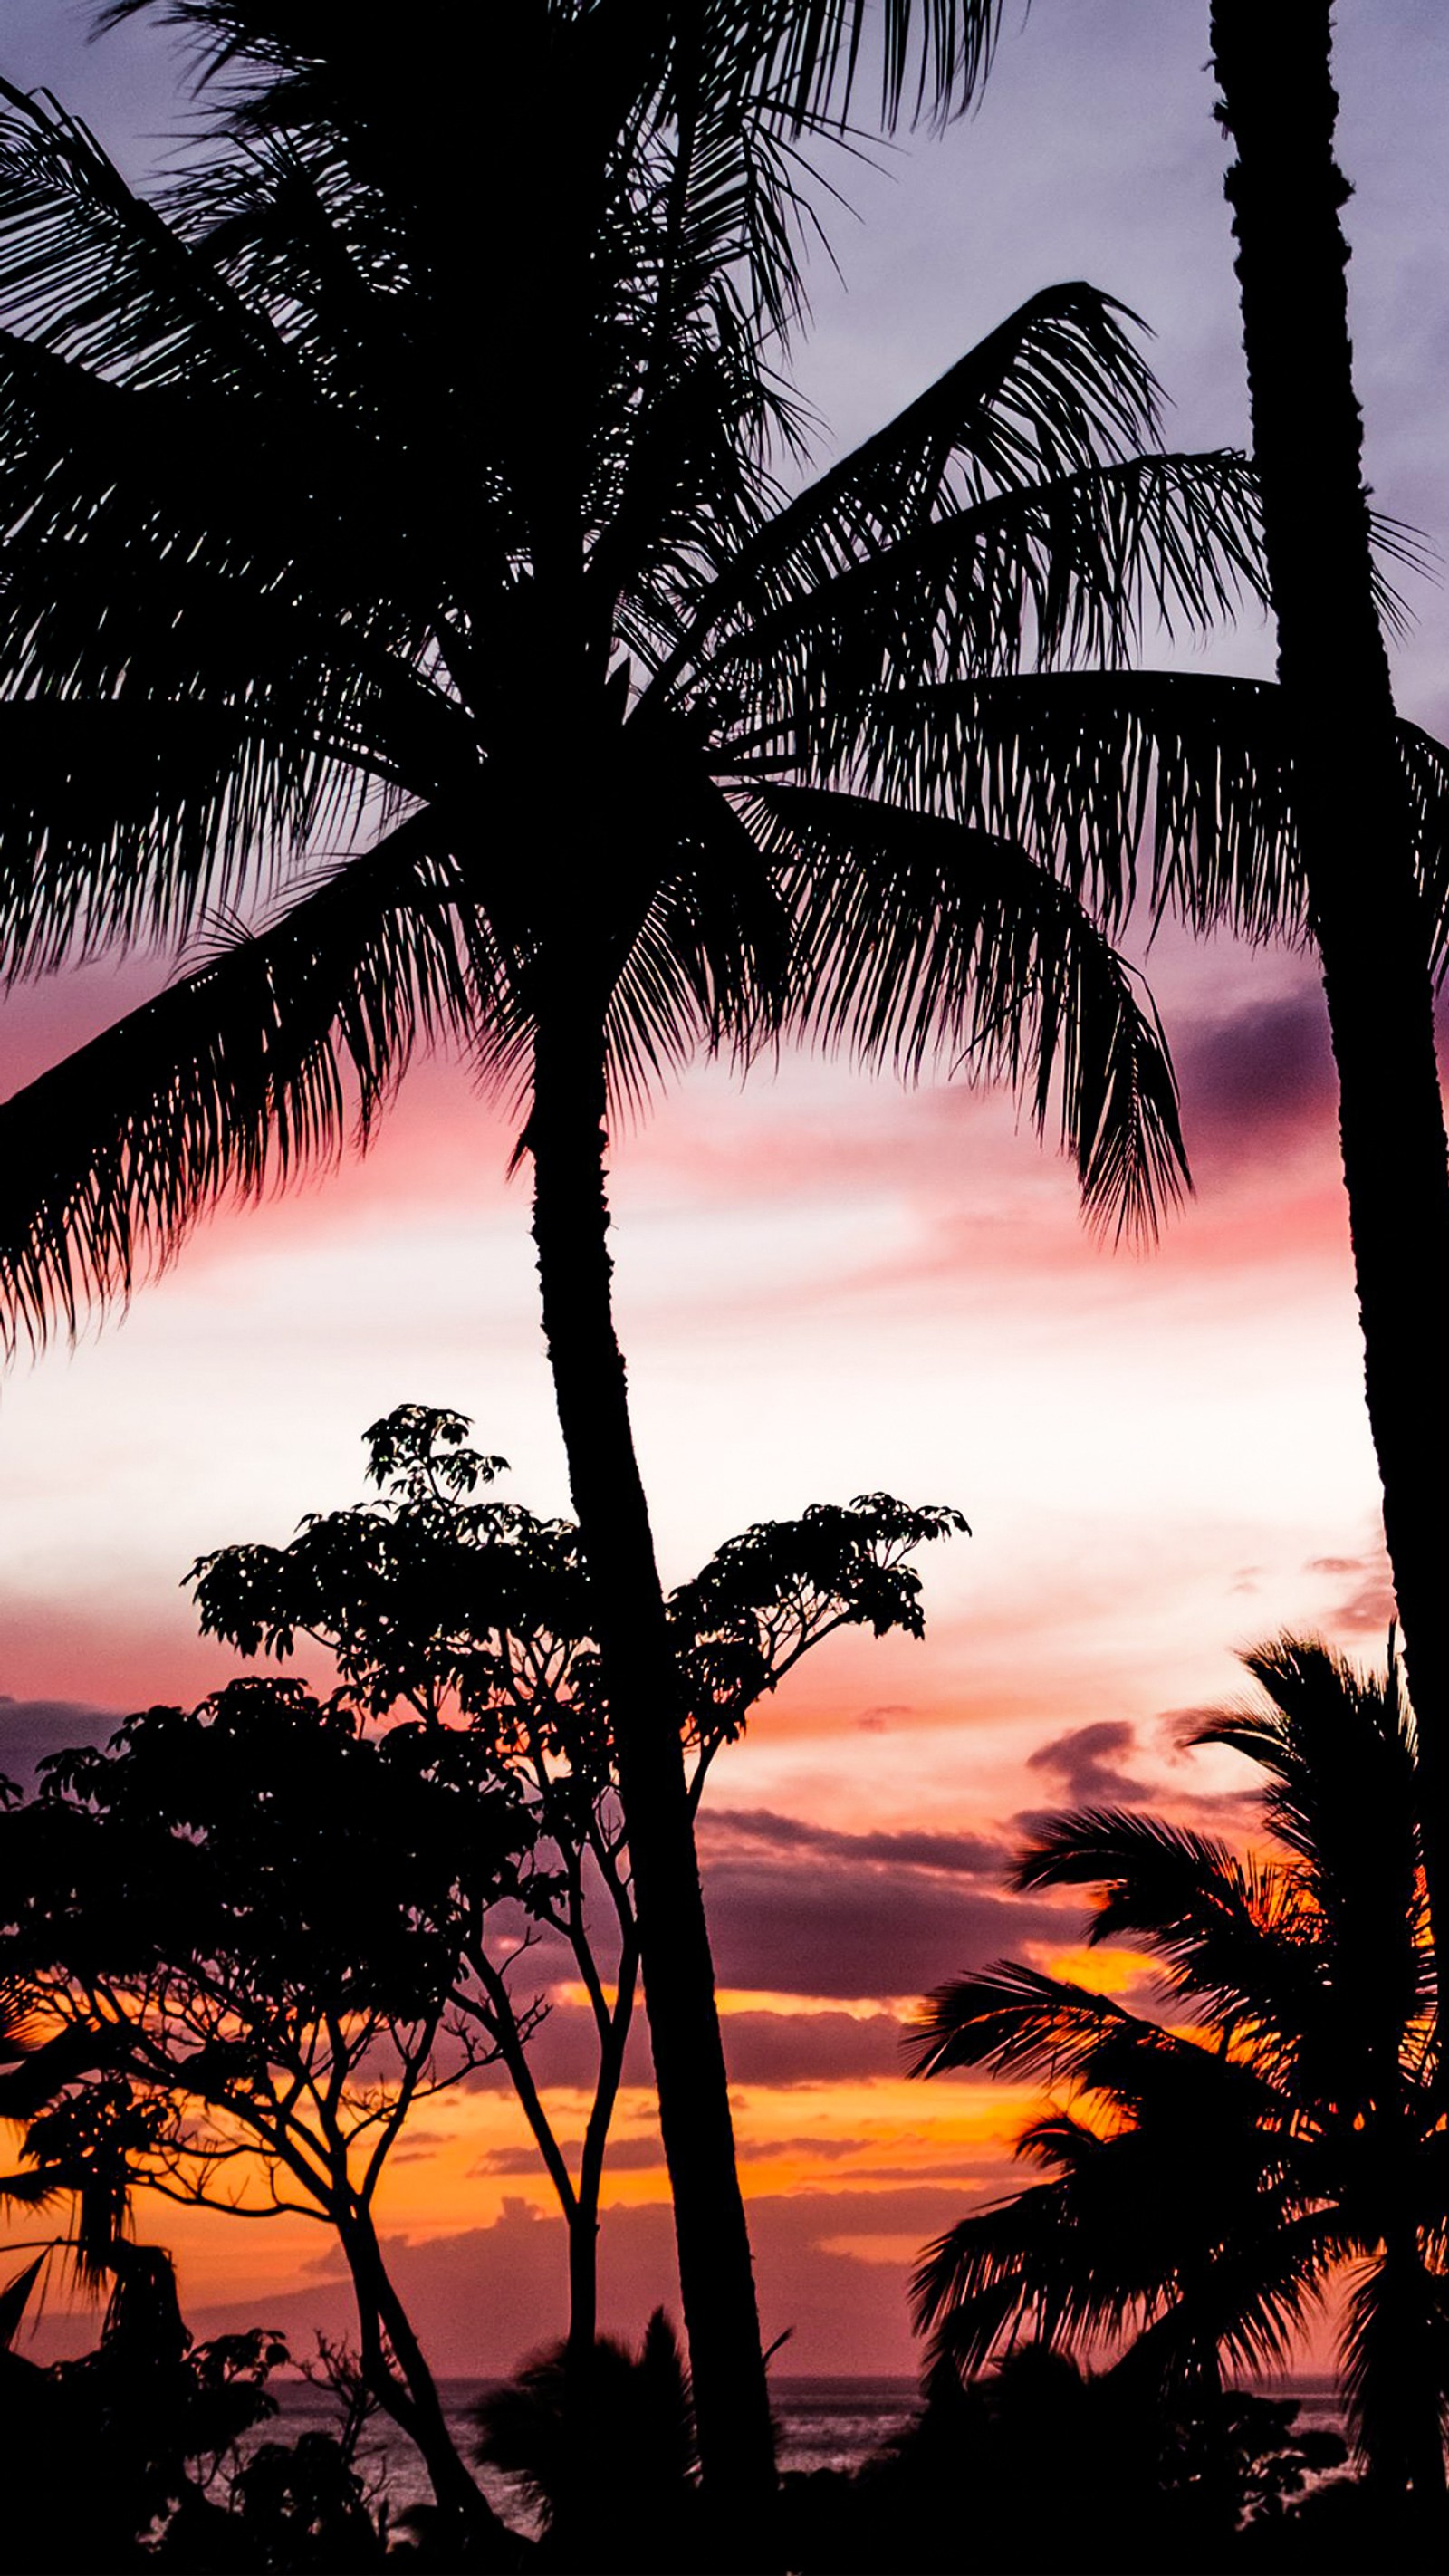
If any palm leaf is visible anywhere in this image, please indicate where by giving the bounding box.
[870,670,1301,942]
[908,1963,1171,2089]
[914,2098,1323,2379]
[0,2252,46,2348]
[657,283,1181,692]
[597,730,794,1113]
[745,781,1187,1236]
[1339,2250,1449,2483]
[0,698,339,974]
[875,672,1449,960]
[703,452,1267,772]
[1014,1805,1334,2065]
[0,75,301,391]
[0,814,483,1351]
[763,0,1004,135]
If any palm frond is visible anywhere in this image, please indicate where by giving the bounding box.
[0,339,481,959]
[909,1963,1168,2090]
[0,74,298,390]
[915,1632,1441,2454]
[1207,1639,1422,1930]
[745,781,1187,1236]
[912,2129,1200,2367]
[763,0,1003,135]
[866,671,1301,941]
[1125,2209,1331,2389]
[1200,1639,1430,2098]
[0,2018,114,2119]
[1400,720,1449,981]
[702,452,1267,771]
[915,2098,1323,2382]
[0,2251,46,2348]
[0,699,329,974]
[1015,1806,1239,1903]
[657,283,1177,691]
[0,815,484,1352]
[598,734,794,1113]
[1015,1804,1335,2064]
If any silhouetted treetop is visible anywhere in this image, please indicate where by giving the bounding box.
[189,1404,967,1783]
[911,1633,1445,2502]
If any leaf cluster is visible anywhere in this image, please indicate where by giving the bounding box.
[190,1403,965,1781]
[0,1,1339,1349]
[908,1635,1444,2485]
[0,1668,540,2247]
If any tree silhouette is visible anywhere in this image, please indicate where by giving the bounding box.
[475,2307,698,2576]
[1204,0,1449,2081]
[793,0,1449,2152]
[0,2030,303,2572]
[0,1677,532,2557]
[910,1636,1448,2506]
[778,2342,1347,2575]
[0,1408,963,2542]
[188,1402,965,2367]
[0,4,1305,2511]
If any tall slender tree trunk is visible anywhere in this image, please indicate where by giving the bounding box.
[340,2206,518,2562]
[529,1004,777,2548]
[566,1958,637,2368]
[1210,1,1449,1961]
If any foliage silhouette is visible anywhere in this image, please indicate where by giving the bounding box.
[780,2343,1347,2575]
[1204,0,1449,2086]
[475,2307,699,2575]
[224,2426,387,2573]
[0,1405,961,2548]
[911,1635,1447,2506]
[0,8,1287,2504]
[0,1675,532,2555]
[0,2210,301,2575]
[188,1401,965,2363]
[804,0,1449,2177]
[0,2075,392,2574]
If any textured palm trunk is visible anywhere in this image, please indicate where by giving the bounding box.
[529,1004,777,2546]
[1211,3,1449,1970]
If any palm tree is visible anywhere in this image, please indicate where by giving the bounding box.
[1204,0,1449,2041]
[798,0,1449,2074]
[910,1635,1449,2504]
[0,5,1285,2514]
[475,2308,699,2575]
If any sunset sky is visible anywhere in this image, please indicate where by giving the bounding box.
[2,0,1445,2377]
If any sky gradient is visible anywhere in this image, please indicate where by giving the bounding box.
[3,1,1445,2376]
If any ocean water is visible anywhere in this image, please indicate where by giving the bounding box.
[230,2374,1347,2534]
[228,2375,925,2532]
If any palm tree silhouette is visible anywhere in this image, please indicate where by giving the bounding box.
[798,0,1449,2130]
[475,2308,699,2575]
[1204,0,1449,2054]
[910,1635,1448,2504]
[0,7,1283,2507]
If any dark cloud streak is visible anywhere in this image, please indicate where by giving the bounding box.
[0,1696,118,1788]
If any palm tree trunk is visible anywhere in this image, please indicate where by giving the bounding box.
[1210,0,1449,1956]
[528,1005,777,2543]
